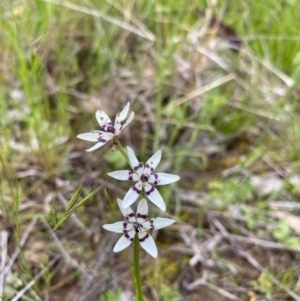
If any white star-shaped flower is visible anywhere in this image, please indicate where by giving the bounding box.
[77,102,134,152]
[103,199,175,258]
[107,147,180,211]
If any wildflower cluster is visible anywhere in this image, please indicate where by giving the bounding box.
[77,102,179,259]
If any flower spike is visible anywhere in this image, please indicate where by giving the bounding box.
[103,199,175,258]
[107,147,180,211]
[77,102,135,152]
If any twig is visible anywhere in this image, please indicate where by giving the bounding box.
[3,217,38,276]
[269,201,300,211]
[76,237,117,301]
[180,230,238,274]
[41,217,89,277]
[134,115,215,131]
[205,282,244,301]
[228,101,282,120]
[163,73,235,113]
[183,270,243,301]
[231,234,300,253]
[0,230,8,300]
[241,48,294,87]
[105,0,156,42]
[40,0,155,41]
[10,255,60,301]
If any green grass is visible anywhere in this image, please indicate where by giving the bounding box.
[1,0,300,300]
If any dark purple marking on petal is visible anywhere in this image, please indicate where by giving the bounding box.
[125,233,134,241]
[134,163,144,171]
[132,185,142,195]
[153,173,159,185]
[149,219,154,230]
[97,134,107,143]
[145,163,150,169]
[123,222,131,233]
[137,213,147,220]
[139,233,149,242]
[128,171,134,181]
[146,186,155,196]
[116,115,127,131]
[151,167,154,172]
[126,213,135,220]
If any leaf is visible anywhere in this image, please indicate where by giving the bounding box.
[52,187,100,232]
[66,185,82,212]
[31,51,42,80]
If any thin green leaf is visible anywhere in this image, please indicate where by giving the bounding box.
[53,187,99,231]
[66,185,82,211]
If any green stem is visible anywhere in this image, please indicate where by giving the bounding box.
[115,137,131,167]
[134,235,145,301]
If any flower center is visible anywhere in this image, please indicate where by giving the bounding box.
[107,125,115,134]
[133,221,144,233]
[140,174,149,182]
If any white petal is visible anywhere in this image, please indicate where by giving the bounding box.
[123,111,134,127]
[144,150,161,174]
[78,131,114,142]
[117,102,130,122]
[127,147,143,174]
[143,218,175,230]
[99,132,115,140]
[114,103,131,135]
[113,230,135,252]
[136,199,148,223]
[102,222,125,233]
[142,219,155,230]
[138,233,157,258]
[107,170,139,181]
[82,132,114,152]
[144,183,166,211]
[96,110,113,131]
[86,142,106,152]
[149,173,180,185]
[116,111,135,135]
[77,132,99,142]
[117,199,136,222]
[126,111,135,124]
[122,183,143,208]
